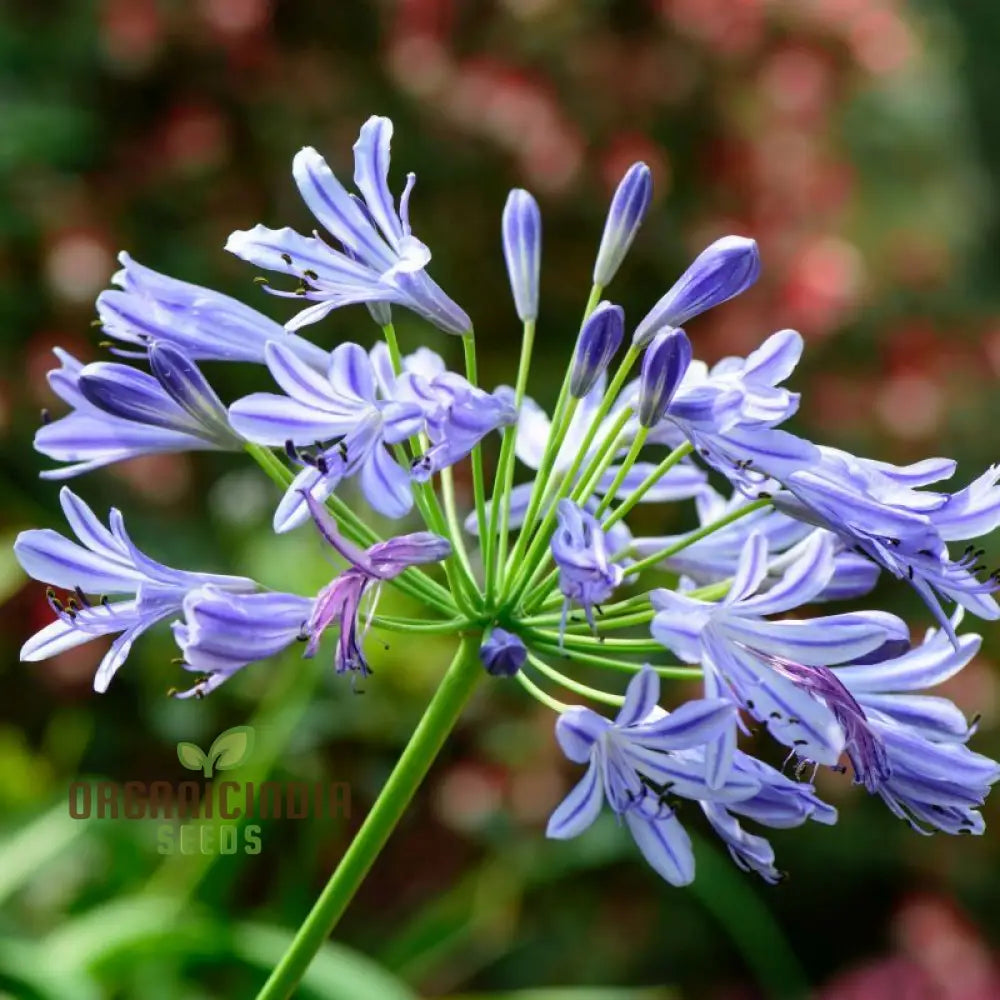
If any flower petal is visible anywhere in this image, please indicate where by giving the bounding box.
[545,758,604,840]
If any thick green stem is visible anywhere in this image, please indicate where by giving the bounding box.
[253,634,483,1000]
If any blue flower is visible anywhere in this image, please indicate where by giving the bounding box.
[551,499,625,637]
[229,341,425,530]
[545,666,833,885]
[16,488,255,691]
[478,628,527,677]
[35,346,242,480]
[782,618,1000,833]
[651,532,908,786]
[96,252,329,367]
[593,162,653,287]
[226,116,470,335]
[172,588,315,698]
[633,236,761,347]
[773,449,1000,639]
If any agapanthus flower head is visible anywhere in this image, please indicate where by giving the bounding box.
[502,189,542,323]
[570,301,624,398]
[479,627,527,677]
[17,112,1000,909]
[633,235,761,347]
[226,116,470,335]
[593,162,653,287]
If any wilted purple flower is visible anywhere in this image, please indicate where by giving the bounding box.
[502,189,541,322]
[637,327,692,428]
[633,236,761,347]
[569,301,624,398]
[96,252,329,368]
[651,532,909,787]
[593,162,652,287]
[551,499,625,638]
[35,346,242,480]
[770,618,1000,833]
[15,488,255,692]
[300,492,451,676]
[479,627,527,677]
[226,116,470,335]
[229,341,424,530]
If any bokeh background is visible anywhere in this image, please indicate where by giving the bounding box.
[2,1,1000,998]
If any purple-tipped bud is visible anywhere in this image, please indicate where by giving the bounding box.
[570,301,625,398]
[638,327,692,428]
[593,162,652,287]
[633,236,760,347]
[479,627,527,677]
[502,189,542,322]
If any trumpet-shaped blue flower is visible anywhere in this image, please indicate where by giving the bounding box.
[15,488,255,691]
[226,117,470,335]
[651,532,908,786]
[773,448,1000,638]
[546,666,833,885]
[229,341,424,530]
[36,346,242,480]
[96,252,329,368]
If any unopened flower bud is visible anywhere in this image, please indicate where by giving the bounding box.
[593,162,652,287]
[479,627,527,677]
[633,236,760,347]
[502,189,541,322]
[570,301,624,398]
[638,327,691,428]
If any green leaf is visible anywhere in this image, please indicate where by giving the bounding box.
[207,725,255,773]
[176,742,206,773]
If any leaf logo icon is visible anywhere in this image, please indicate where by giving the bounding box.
[177,725,255,778]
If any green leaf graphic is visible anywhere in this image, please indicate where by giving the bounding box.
[176,741,207,773]
[207,725,255,774]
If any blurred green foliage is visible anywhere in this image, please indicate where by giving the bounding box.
[2,1,1000,997]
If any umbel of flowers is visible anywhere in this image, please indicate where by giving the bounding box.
[17,115,1000,993]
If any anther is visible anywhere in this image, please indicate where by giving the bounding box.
[281,253,293,265]
[40,408,51,425]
